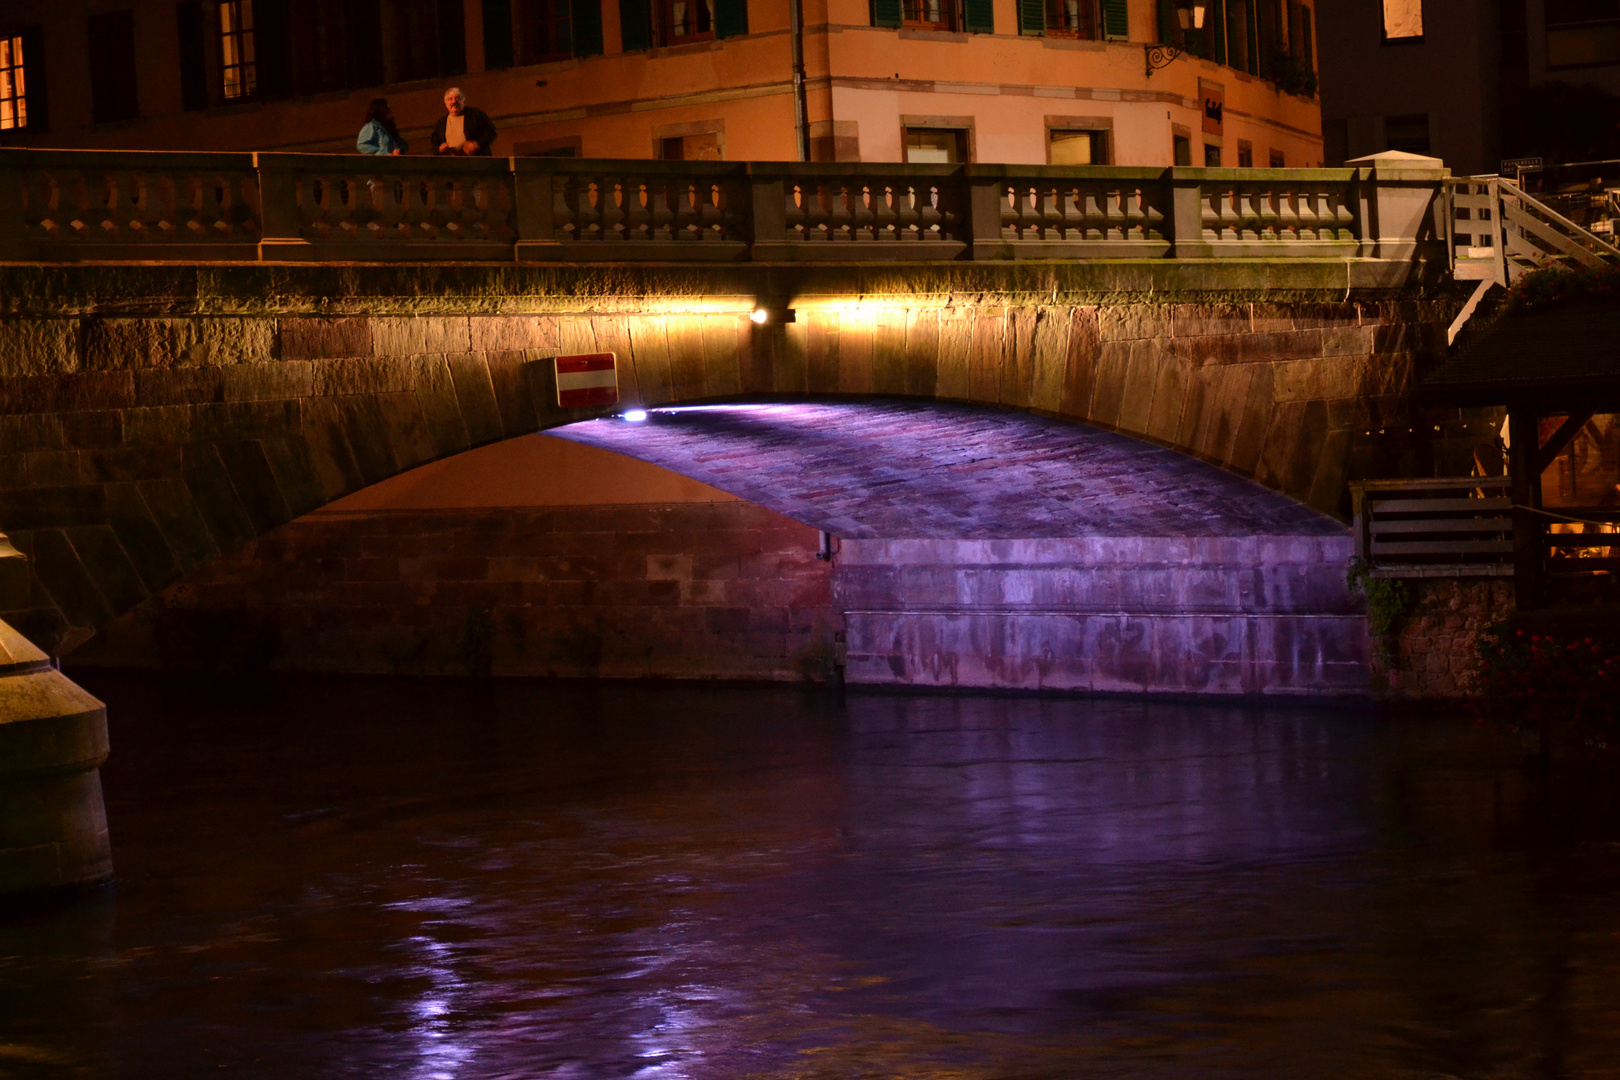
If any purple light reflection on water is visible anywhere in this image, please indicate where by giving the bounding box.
[1,675,1617,1078]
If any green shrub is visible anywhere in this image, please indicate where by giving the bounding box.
[1346,558,1414,640]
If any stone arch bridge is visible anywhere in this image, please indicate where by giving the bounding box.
[0,257,1475,669]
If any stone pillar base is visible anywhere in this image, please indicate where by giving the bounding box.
[0,619,112,902]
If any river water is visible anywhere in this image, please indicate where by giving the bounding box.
[3,675,1619,1079]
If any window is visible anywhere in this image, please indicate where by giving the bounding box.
[290,0,351,95]
[1546,0,1620,67]
[1204,143,1222,167]
[1173,134,1191,166]
[659,0,714,42]
[1046,0,1095,37]
[1382,0,1421,41]
[904,0,955,31]
[1048,128,1106,164]
[1237,139,1253,167]
[0,34,24,130]
[1268,147,1285,167]
[519,0,572,61]
[659,131,721,159]
[1384,113,1430,154]
[905,127,968,162]
[88,11,140,123]
[219,0,256,99]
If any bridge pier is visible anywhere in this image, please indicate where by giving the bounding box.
[0,535,112,904]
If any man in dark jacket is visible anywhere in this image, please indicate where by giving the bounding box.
[433,87,497,156]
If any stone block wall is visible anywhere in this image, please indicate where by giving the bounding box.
[837,536,1370,697]
[70,501,841,682]
[0,263,1477,656]
[1372,577,1515,699]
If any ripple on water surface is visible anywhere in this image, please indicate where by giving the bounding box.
[2,675,1618,1079]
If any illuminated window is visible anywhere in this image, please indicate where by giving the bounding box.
[903,0,955,31]
[1045,0,1096,37]
[905,127,967,163]
[1382,0,1422,41]
[219,0,256,99]
[659,0,714,42]
[1049,129,1107,164]
[0,35,24,130]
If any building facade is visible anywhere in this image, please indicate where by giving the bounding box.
[1320,0,1620,176]
[0,0,1319,165]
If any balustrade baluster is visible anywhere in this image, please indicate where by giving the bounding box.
[826,182,853,241]
[1255,185,1281,240]
[1274,187,1301,240]
[916,183,942,239]
[1294,187,1320,240]
[1099,186,1123,240]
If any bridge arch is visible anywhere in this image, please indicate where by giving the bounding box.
[0,262,1456,675]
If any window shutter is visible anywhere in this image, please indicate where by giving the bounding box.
[88,11,140,122]
[439,0,468,75]
[1154,0,1173,41]
[964,0,994,32]
[572,0,603,54]
[870,0,902,29]
[1100,0,1129,39]
[175,3,208,110]
[18,24,46,132]
[715,0,749,38]
[256,0,295,100]
[1018,0,1043,34]
[482,0,514,67]
[619,0,652,49]
[344,0,385,84]
[1210,0,1225,63]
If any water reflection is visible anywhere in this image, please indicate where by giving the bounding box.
[0,676,1617,1078]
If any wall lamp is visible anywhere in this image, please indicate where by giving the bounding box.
[1145,0,1208,76]
[751,307,797,325]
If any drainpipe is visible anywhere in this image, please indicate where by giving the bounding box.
[791,0,810,161]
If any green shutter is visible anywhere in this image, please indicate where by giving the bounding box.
[439,0,468,75]
[1154,0,1173,42]
[574,0,604,54]
[1101,0,1129,39]
[1018,0,1043,35]
[1245,0,1259,72]
[482,0,513,68]
[871,0,902,29]
[1210,0,1225,63]
[964,0,994,33]
[716,0,749,37]
[617,0,650,50]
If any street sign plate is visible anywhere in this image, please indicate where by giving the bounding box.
[554,352,619,408]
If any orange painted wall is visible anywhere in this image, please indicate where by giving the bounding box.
[0,0,1320,166]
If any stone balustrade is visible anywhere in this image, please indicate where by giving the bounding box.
[0,149,1449,266]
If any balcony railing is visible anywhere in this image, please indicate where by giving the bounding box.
[0,149,1447,265]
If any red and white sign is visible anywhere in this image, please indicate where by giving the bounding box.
[553,352,619,408]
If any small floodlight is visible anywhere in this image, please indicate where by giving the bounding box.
[751,309,770,324]
[623,409,648,422]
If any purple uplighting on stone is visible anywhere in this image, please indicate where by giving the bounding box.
[549,401,1345,540]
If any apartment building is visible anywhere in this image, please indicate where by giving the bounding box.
[0,0,1322,164]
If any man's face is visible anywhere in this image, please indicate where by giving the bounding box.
[444,93,463,115]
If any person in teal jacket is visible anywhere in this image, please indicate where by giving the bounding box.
[357,98,407,156]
